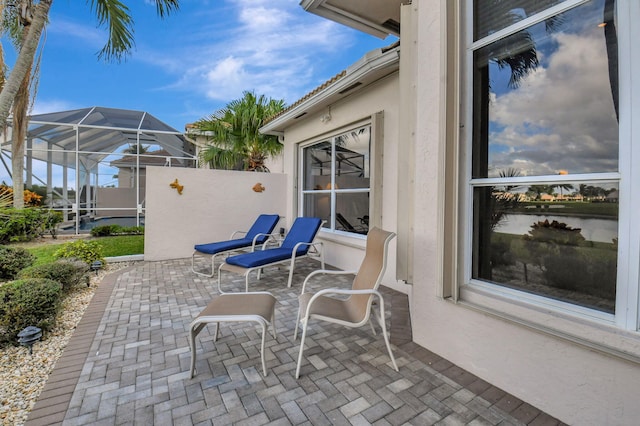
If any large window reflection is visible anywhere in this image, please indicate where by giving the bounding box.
[470,0,619,314]
[473,181,618,313]
[473,0,618,178]
[301,126,371,235]
[474,0,566,40]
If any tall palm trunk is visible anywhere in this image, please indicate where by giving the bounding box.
[11,47,32,209]
[10,1,39,208]
[0,0,51,126]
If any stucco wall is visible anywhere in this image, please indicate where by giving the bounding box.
[144,167,286,261]
[410,3,640,425]
[280,74,407,293]
[96,187,137,216]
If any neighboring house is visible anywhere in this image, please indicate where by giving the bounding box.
[183,124,211,167]
[261,1,640,424]
[98,149,182,217]
[110,149,181,190]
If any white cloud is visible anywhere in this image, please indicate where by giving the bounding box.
[31,99,78,115]
[139,0,354,105]
[46,16,104,50]
[489,28,618,177]
[238,6,290,31]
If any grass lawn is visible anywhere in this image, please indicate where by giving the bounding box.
[513,201,618,218]
[26,235,144,266]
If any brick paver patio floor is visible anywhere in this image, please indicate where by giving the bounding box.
[26,258,564,425]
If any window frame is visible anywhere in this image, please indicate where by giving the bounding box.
[459,0,640,332]
[297,117,380,238]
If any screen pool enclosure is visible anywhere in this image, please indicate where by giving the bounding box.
[1,107,197,234]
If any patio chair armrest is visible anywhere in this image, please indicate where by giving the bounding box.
[252,233,280,250]
[300,269,358,293]
[309,241,323,254]
[230,230,248,239]
[304,289,385,320]
[312,288,380,298]
[292,241,323,254]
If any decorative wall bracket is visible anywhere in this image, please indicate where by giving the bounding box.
[170,178,184,195]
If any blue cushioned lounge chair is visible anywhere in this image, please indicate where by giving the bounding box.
[191,214,280,277]
[218,217,325,292]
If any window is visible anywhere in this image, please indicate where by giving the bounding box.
[300,125,371,235]
[464,0,640,325]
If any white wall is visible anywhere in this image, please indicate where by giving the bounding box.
[410,3,640,425]
[144,167,286,261]
[280,74,408,293]
[96,187,137,216]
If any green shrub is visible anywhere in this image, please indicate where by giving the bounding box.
[43,210,63,238]
[0,278,62,344]
[90,224,144,237]
[54,240,105,265]
[524,219,586,246]
[0,246,35,280]
[121,226,144,235]
[0,208,62,243]
[18,260,90,290]
[91,224,121,237]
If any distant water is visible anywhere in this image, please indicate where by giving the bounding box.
[494,214,617,243]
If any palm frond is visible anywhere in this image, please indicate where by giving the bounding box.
[193,91,285,171]
[199,144,242,170]
[153,0,180,18]
[90,0,134,62]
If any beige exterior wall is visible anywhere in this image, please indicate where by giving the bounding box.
[144,166,286,261]
[96,187,138,217]
[410,3,640,425]
[280,74,408,293]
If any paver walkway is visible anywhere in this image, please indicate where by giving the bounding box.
[26,258,564,425]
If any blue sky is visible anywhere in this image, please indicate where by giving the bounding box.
[6,0,396,132]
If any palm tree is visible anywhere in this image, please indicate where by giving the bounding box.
[528,184,553,201]
[0,0,180,208]
[194,91,285,172]
[552,183,573,200]
[123,143,151,154]
[9,2,40,209]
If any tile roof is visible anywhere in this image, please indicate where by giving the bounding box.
[263,40,400,126]
[263,70,347,125]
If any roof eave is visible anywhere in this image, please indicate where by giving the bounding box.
[260,45,399,135]
[300,0,398,38]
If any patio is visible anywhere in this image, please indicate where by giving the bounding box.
[25,258,562,425]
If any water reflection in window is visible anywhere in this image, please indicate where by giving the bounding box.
[472,181,618,313]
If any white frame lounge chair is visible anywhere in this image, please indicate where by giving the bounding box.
[294,227,398,379]
[218,217,325,292]
[191,214,280,277]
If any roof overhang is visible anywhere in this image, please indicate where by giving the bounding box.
[300,0,403,38]
[260,43,400,135]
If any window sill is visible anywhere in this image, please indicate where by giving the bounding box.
[318,229,367,249]
[458,284,640,365]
